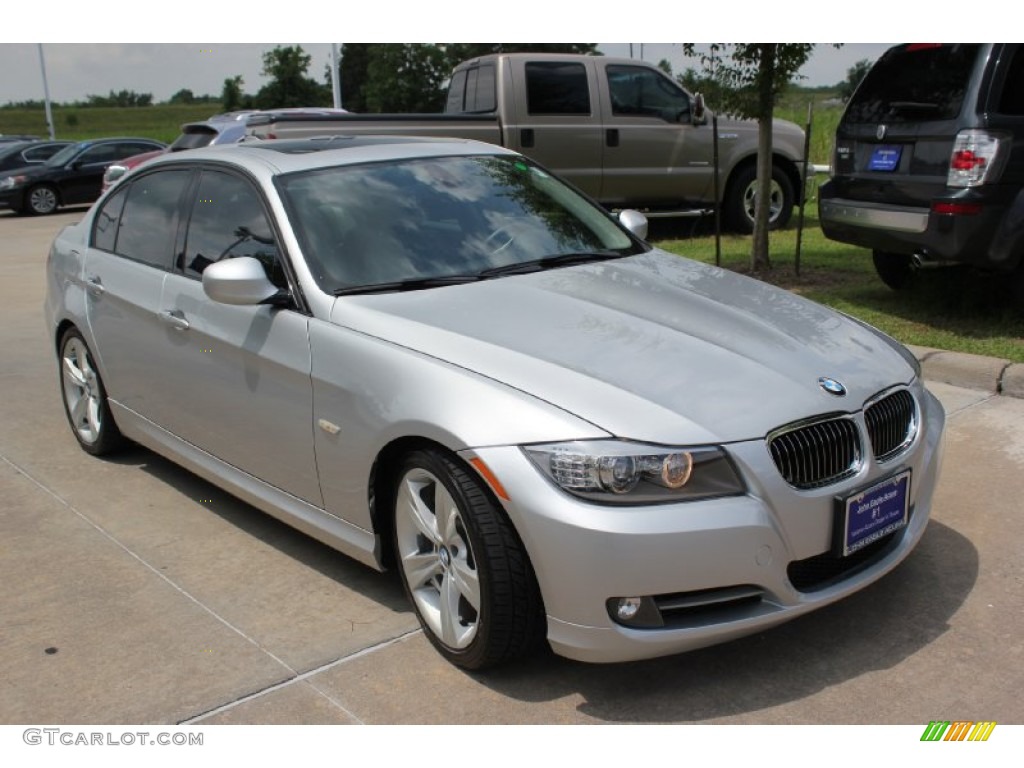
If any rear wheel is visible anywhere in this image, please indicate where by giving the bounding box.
[27,184,59,215]
[872,250,917,290]
[392,448,544,670]
[59,328,126,455]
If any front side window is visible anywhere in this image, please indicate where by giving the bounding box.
[525,62,590,115]
[77,144,125,167]
[91,186,128,252]
[115,169,191,268]
[182,170,283,286]
[606,65,690,122]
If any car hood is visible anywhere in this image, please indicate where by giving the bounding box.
[330,250,915,444]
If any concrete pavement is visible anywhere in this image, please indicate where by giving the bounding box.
[1,209,1021,725]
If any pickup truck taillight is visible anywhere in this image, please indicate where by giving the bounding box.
[947,129,1003,188]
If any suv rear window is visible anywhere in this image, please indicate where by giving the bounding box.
[843,44,982,124]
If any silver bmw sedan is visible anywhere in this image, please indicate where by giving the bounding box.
[45,137,945,670]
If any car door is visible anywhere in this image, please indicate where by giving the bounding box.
[59,142,126,204]
[599,63,713,206]
[155,167,322,506]
[83,168,192,421]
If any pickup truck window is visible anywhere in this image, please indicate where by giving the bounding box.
[606,65,690,123]
[447,64,497,113]
[525,62,590,115]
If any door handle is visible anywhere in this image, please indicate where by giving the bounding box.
[606,128,620,148]
[520,128,535,148]
[159,309,190,331]
[85,275,105,296]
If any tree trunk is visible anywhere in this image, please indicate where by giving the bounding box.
[751,45,776,273]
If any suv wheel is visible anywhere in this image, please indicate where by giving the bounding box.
[872,250,917,290]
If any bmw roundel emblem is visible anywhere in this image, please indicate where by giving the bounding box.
[819,377,847,396]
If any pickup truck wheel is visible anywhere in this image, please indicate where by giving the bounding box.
[725,165,794,234]
[872,250,917,290]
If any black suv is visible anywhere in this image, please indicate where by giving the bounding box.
[819,44,1024,294]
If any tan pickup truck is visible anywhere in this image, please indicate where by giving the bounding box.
[246,53,807,232]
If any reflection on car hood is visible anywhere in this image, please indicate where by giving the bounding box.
[331,250,914,444]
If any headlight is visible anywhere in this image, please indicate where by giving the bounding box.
[523,440,745,504]
[0,175,20,189]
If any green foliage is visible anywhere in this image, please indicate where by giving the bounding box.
[169,88,195,105]
[221,76,245,112]
[84,89,153,108]
[0,104,223,143]
[65,112,79,127]
[253,46,330,110]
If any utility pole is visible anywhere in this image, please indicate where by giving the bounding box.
[37,44,56,140]
[330,44,343,110]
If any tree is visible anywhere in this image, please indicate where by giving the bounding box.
[221,76,245,112]
[837,58,872,102]
[684,44,822,271]
[253,45,330,110]
[169,88,195,105]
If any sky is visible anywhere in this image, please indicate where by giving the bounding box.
[0,43,894,105]
[0,2,955,106]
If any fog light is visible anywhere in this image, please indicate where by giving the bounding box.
[616,597,642,620]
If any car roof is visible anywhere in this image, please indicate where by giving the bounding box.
[142,136,518,176]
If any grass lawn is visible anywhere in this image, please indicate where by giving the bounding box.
[649,210,1024,363]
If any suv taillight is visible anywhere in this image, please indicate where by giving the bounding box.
[947,130,1003,187]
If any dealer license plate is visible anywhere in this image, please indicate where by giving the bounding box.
[868,145,902,172]
[835,470,911,557]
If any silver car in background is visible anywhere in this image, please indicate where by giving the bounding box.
[45,137,945,670]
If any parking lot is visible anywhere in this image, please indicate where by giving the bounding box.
[1,208,1022,726]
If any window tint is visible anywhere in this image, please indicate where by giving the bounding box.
[446,70,467,112]
[115,169,191,268]
[525,62,590,115]
[78,143,126,166]
[997,46,1024,116]
[606,65,689,122]
[446,65,496,113]
[843,44,982,124]
[183,170,284,286]
[24,145,63,163]
[91,186,128,252]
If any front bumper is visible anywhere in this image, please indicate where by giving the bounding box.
[462,382,945,663]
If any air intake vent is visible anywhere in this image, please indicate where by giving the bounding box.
[768,417,861,489]
[865,389,917,461]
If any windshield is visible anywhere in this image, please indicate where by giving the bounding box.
[46,142,84,167]
[278,154,643,294]
[169,126,220,151]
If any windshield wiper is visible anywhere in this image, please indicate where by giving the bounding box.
[478,251,625,278]
[333,274,483,296]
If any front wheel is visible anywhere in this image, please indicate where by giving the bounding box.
[872,250,918,290]
[392,448,544,670]
[725,164,795,234]
[59,328,126,455]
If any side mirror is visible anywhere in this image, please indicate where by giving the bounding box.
[692,93,707,125]
[618,209,649,240]
[202,256,283,306]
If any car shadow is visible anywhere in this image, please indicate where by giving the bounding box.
[464,520,977,722]
[101,444,409,613]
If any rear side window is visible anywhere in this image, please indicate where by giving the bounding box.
[843,44,982,124]
[996,46,1024,116]
[525,62,590,115]
[445,65,496,113]
[115,170,191,268]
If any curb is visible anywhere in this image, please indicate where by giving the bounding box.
[907,345,1024,399]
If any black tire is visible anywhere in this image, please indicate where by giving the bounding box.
[724,163,795,234]
[58,328,127,456]
[872,250,918,290]
[26,184,59,216]
[392,448,544,670]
